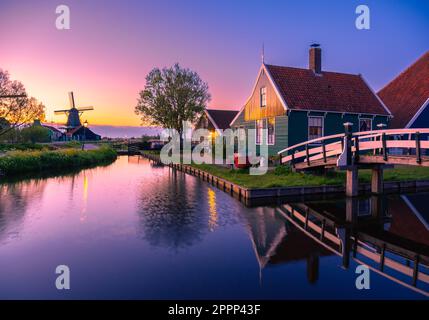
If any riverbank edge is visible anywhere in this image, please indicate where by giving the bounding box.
[0,146,117,177]
[141,152,429,199]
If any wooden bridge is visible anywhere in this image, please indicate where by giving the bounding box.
[278,127,429,196]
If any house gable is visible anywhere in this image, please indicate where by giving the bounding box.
[378,51,429,128]
[243,65,287,121]
[230,64,287,127]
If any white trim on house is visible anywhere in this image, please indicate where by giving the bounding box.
[359,74,393,117]
[405,97,429,128]
[229,63,289,127]
[230,65,392,128]
[401,195,429,231]
[290,108,389,118]
[204,109,220,131]
[263,63,289,111]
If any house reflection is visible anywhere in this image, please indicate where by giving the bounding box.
[387,194,429,247]
[240,206,332,285]
[271,194,429,297]
[240,193,429,296]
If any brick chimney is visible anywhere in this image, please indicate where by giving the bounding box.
[309,44,322,74]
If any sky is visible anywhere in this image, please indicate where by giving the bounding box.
[0,0,428,126]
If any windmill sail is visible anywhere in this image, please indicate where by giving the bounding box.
[77,106,94,111]
[68,92,76,109]
[54,109,71,114]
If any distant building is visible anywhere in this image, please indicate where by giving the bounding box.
[42,124,63,141]
[147,139,165,150]
[33,120,63,141]
[64,126,101,141]
[196,109,238,133]
[378,51,429,128]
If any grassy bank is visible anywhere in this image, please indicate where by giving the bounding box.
[140,151,429,188]
[193,164,429,188]
[0,146,117,176]
[192,164,344,188]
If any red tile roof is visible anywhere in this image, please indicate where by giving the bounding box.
[265,64,390,116]
[66,126,82,136]
[206,109,238,130]
[378,51,429,128]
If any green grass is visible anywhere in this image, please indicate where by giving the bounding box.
[0,146,117,176]
[359,166,429,183]
[191,164,344,188]
[141,151,429,189]
[143,150,161,155]
[191,164,429,189]
[0,143,52,152]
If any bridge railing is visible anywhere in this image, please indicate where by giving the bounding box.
[278,128,429,167]
[277,202,429,296]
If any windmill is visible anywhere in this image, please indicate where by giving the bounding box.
[54,92,94,129]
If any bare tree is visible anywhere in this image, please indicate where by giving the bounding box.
[0,69,46,137]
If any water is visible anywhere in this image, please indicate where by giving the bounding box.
[0,156,428,299]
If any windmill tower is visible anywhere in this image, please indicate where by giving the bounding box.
[54,92,94,130]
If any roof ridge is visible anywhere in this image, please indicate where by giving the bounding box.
[266,63,361,77]
[206,108,238,112]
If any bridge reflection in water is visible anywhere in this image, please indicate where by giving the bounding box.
[242,194,429,297]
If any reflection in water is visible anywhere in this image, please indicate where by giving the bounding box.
[240,205,332,285]
[267,195,429,297]
[81,174,89,222]
[207,188,218,232]
[236,191,429,296]
[0,156,428,299]
[137,167,225,250]
[0,180,48,242]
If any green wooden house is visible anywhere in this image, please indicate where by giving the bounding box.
[230,45,392,157]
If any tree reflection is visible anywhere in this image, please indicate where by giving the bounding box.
[136,168,209,251]
[0,179,47,241]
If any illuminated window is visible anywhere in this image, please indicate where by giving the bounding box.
[308,116,324,141]
[255,119,264,145]
[260,87,267,107]
[267,118,275,145]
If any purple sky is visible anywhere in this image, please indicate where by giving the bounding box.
[1,0,428,125]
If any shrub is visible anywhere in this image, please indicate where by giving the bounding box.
[274,165,292,175]
[0,146,117,176]
[20,126,51,143]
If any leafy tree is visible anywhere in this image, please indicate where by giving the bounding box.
[135,64,211,147]
[0,69,46,137]
[20,125,50,143]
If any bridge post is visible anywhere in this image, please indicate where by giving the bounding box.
[346,167,359,197]
[340,122,359,197]
[371,166,384,194]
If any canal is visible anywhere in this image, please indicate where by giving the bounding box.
[0,156,427,299]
